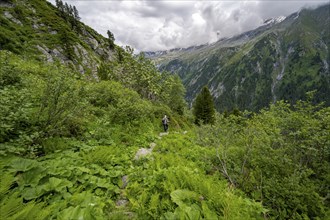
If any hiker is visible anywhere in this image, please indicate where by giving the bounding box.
[162,115,169,132]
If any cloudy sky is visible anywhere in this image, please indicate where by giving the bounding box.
[48,0,328,52]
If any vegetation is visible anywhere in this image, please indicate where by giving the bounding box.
[0,1,329,219]
[97,47,186,115]
[0,0,111,74]
[1,50,329,219]
[193,86,215,125]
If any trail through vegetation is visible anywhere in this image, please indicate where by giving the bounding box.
[0,29,329,220]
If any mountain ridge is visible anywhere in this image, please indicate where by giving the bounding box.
[146,4,330,112]
[144,15,288,57]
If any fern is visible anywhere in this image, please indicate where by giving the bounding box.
[8,201,53,220]
[0,172,14,198]
[0,192,23,220]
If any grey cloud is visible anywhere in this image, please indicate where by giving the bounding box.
[47,0,329,52]
[232,9,242,22]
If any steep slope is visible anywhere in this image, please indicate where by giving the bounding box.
[148,4,330,112]
[0,0,113,75]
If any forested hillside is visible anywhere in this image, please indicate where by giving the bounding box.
[148,4,330,112]
[0,0,329,219]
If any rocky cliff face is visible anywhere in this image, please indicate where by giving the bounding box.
[147,4,330,112]
[0,0,114,75]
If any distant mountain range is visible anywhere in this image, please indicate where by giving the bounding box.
[145,4,330,112]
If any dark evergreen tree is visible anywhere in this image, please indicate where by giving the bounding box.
[193,86,215,125]
[73,6,80,20]
[59,29,74,59]
[64,3,70,14]
[107,30,115,50]
[56,0,64,13]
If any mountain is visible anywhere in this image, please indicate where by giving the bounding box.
[0,0,114,75]
[146,4,330,112]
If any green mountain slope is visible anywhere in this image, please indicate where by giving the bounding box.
[148,4,330,112]
[0,0,113,75]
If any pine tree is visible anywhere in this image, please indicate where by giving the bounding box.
[56,0,64,13]
[73,6,80,20]
[193,86,215,125]
[107,30,115,50]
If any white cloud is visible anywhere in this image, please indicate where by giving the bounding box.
[47,0,329,52]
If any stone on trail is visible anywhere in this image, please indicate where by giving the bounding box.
[121,175,129,189]
[159,132,169,137]
[134,148,152,160]
[149,142,156,149]
[116,199,128,207]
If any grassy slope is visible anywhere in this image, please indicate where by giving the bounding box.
[0,0,112,74]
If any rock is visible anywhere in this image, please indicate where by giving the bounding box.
[74,44,89,64]
[116,199,128,207]
[134,148,152,160]
[36,45,53,62]
[121,175,129,189]
[32,23,39,29]
[50,30,57,35]
[3,11,22,25]
[78,65,84,74]
[30,7,36,14]
[159,132,169,137]
[87,37,99,50]
[0,2,13,8]
[51,48,67,62]
[149,142,156,149]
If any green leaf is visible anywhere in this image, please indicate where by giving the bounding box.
[22,186,45,200]
[184,204,201,220]
[170,189,199,207]
[18,167,47,187]
[76,167,91,174]
[48,177,73,192]
[10,158,38,172]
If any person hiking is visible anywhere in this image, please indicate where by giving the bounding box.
[162,115,169,132]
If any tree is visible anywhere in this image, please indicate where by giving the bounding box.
[73,6,80,20]
[166,75,186,115]
[193,86,215,125]
[107,30,115,50]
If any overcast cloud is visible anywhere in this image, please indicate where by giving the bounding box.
[47,0,329,52]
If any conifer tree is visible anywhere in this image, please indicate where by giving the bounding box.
[193,86,215,125]
[55,0,64,13]
[107,30,115,50]
[73,6,80,20]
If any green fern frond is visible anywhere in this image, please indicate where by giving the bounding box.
[0,192,24,220]
[0,172,15,198]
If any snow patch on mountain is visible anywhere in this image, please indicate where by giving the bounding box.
[262,16,286,26]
